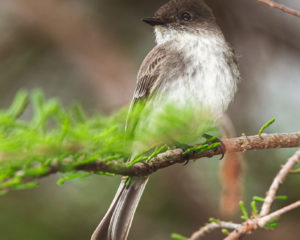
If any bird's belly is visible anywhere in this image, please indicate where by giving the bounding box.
[157,66,236,117]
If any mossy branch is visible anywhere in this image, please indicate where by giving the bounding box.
[33,132,300,177]
[2,131,299,194]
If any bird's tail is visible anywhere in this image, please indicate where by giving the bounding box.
[91,176,149,240]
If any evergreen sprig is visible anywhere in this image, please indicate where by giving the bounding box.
[0,90,217,194]
[0,90,130,194]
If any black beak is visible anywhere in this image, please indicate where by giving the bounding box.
[142,17,165,26]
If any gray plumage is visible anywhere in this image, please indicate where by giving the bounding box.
[91,177,148,240]
[91,0,239,239]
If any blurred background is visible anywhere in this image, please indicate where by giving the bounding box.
[0,0,300,239]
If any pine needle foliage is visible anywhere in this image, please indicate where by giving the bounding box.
[0,90,130,194]
[0,90,217,195]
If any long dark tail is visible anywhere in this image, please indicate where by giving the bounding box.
[91,177,149,240]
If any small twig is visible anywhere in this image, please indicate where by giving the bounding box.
[189,222,241,240]
[259,200,300,226]
[224,200,300,240]
[190,149,300,240]
[223,149,300,240]
[257,0,300,18]
[223,218,259,240]
[260,149,300,216]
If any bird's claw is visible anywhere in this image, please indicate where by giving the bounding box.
[202,134,226,160]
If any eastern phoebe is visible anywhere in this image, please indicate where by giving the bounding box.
[91,0,240,239]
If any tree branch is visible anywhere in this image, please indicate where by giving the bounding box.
[25,131,298,179]
[259,200,300,226]
[76,132,300,176]
[257,0,300,18]
[190,221,241,240]
[223,200,300,240]
[260,149,300,216]
[223,149,300,240]
[189,200,300,240]
[6,131,299,193]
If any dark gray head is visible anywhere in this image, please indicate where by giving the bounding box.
[143,0,215,31]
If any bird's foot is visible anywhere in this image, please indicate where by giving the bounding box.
[173,142,193,165]
[179,134,225,164]
[202,134,226,160]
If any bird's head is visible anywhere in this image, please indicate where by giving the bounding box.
[143,0,216,43]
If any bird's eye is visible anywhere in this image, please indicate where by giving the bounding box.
[182,12,192,21]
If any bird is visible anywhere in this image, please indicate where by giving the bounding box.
[91,0,240,239]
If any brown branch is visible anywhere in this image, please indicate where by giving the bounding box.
[189,200,300,240]
[224,200,300,240]
[224,149,300,240]
[260,149,300,216]
[258,0,300,18]
[223,218,259,240]
[259,200,300,226]
[76,132,300,176]
[189,221,241,240]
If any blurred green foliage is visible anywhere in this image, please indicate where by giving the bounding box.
[0,90,130,194]
[0,90,217,195]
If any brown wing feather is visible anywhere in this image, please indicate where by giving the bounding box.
[134,45,167,100]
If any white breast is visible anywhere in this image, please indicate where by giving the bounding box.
[154,27,239,117]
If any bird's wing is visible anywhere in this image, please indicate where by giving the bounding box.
[126,45,167,137]
[134,45,167,100]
